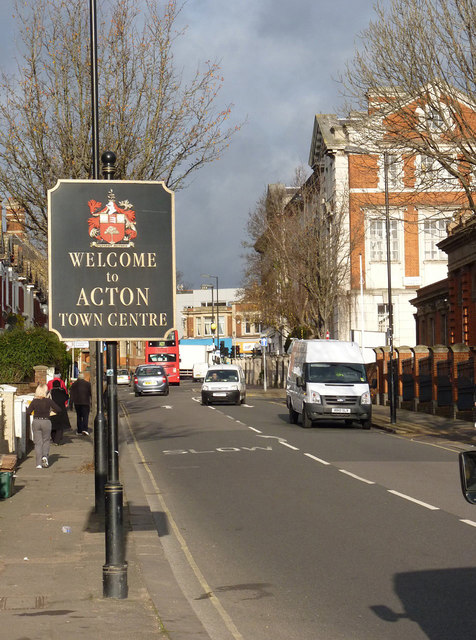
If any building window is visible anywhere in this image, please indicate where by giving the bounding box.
[426,107,444,131]
[385,153,402,189]
[218,316,225,336]
[204,316,214,335]
[196,317,202,336]
[423,218,447,260]
[377,303,393,333]
[463,306,469,345]
[244,320,251,334]
[369,218,399,262]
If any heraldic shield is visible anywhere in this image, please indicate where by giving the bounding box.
[88,189,137,247]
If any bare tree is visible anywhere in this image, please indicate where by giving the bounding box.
[242,168,356,338]
[341,0,476,217]
[0,0,240,244]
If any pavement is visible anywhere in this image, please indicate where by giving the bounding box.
[1,391,475,640]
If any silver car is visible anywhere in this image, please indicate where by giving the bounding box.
[133,365,169,396]
[117,369,131,385]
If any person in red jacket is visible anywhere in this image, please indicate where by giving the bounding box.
[47,368,68,393]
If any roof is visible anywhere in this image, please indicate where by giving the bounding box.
[308,114,348,168]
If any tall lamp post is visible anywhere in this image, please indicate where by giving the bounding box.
[383,150,397,424]
[202,274,219,356]
[200,283,215,349]
[348,146,396,424]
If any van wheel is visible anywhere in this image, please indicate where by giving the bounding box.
[288,405,299,424]
[301,405,313,428]
[361,419,371,430]
[241,395,246,404]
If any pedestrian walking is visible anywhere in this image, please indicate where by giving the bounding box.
[47,368,68,393]
[50,379,71,445]
[69,373,92,436]
[26,383,62,469]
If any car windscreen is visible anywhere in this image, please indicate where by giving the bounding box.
[305,362,367,384]
[136,367,165,376]
[117,370,129,375]
[149,353,177,363]
[205,370,239,382]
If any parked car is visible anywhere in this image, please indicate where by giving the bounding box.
[117,368,131,385]
[201,364,246,405]
[133,365,169,396]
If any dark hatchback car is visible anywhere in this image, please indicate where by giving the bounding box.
[133,365,169,396]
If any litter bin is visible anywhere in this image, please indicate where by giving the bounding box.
[0,471,14,499]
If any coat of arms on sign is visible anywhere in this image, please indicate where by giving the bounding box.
[87,189,137,247]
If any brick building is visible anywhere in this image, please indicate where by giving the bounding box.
[412,214,476,347]
[0,205,48,331]
[306,90,471,347]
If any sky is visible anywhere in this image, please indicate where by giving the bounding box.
[0,1,385,289]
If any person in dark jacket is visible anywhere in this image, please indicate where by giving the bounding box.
[69,373,92,435]
[50,379,71,445]
[26,383,61,469]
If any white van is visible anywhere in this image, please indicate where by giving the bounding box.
[201,364,246,405]
[286,340,372,429]
[192,362,209,381]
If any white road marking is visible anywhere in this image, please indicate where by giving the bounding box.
[304,453,330,465]
[248,426,262,433]
[257,434,299,450]
[242,403,254,407]
[460,519,476,528]
[279,441,299,451]
[339,469,375,484]
[387,490,439,510]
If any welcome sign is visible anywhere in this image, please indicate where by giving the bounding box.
[48,180,175,341]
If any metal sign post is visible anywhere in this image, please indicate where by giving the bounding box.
[48,171,175,600]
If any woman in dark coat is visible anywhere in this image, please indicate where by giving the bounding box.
[50,379,71,445]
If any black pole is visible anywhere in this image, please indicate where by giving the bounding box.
[89,0,107,515]
[100,152,128,598]
[384,151,396,424]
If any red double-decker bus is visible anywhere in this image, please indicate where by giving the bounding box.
[144,330,180,384]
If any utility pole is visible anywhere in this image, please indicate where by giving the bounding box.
[101,151,128,599]
[384,151,396,424]
[89,0,107,516]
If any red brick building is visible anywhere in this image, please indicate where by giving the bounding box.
[412,215,476,346]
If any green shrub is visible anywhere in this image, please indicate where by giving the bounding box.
[0,328,70,383]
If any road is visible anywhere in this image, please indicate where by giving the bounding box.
[119,381,476,640]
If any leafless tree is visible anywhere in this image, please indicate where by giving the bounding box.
[242,168,356,338]
[341,0,476,217]
[0,0,240,244]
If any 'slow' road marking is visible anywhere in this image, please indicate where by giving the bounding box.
[387,489,439,510]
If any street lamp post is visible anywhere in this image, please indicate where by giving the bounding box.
[347,146,396,424]
[383,151,397,424]
[202,274,219,358]
[200,283,215,349]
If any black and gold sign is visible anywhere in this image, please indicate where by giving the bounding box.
[48,180,175,341]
